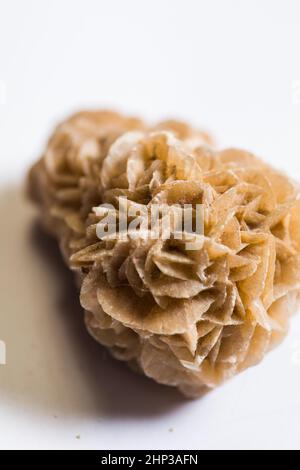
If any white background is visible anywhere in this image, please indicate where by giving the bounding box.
[0,0,300,450]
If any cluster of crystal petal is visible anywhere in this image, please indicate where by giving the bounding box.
[29,110,300,397]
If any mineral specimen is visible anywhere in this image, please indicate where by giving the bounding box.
[28,110,300,397]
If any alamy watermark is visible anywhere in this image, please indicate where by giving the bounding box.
[291,340,300,366]
[0,80,7,105]
[95,197,204,250]
[0,340,6,365]
[292,80,300,105]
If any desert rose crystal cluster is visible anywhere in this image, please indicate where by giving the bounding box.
[28,110,300,397]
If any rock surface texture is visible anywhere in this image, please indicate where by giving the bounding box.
[28,110,300,397]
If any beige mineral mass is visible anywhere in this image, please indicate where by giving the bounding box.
[28,110,300,397]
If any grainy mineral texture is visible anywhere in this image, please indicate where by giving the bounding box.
[28,110,300,397]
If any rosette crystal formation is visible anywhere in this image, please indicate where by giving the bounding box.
[29,110,300,397]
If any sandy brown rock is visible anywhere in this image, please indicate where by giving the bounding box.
[28,110,300,397]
